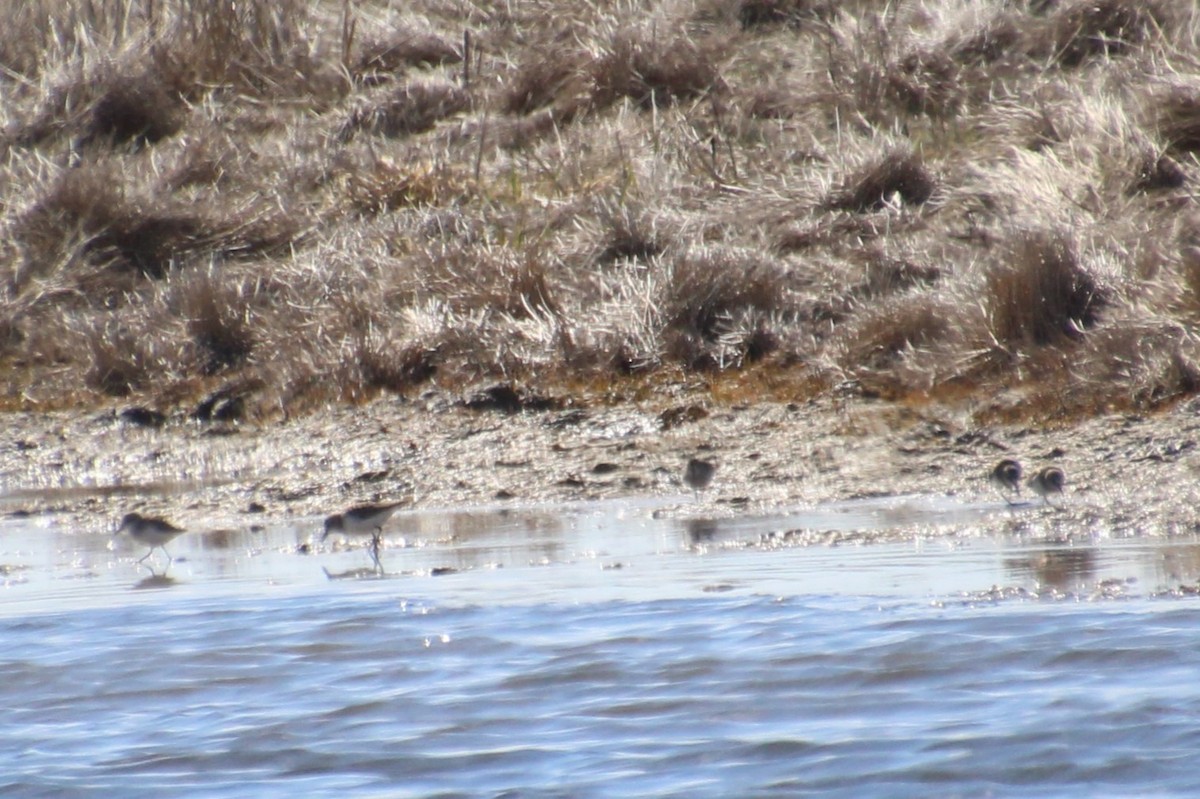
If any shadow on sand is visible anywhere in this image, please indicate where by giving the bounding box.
[132,572,179,590]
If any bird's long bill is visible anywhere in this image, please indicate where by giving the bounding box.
[320,520,337,542]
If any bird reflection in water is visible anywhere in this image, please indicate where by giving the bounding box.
[1004,547,1096,592]
[682,517,722,546]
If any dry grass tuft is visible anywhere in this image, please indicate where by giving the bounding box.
[1154,88,1200,156]
[661,247,793,345]
[175,270,255,376]
[853,250,942,299]
[84,320,158,397]
[166,131,238,190]
[826,149,935,213]
[358,339,439,394]
[344,158,471,215]
[886,49,963,118]
[946,12,1024,67]
[985,229,1106,349]
[838,294,951,373]
[15,164,208,281]
[818,8,966,125]
[1039,0,1170,68]
[83,72,187,149]
[591,27,725,111]
[339,81,471,141]
[419,243,562,320]
[501,51,591,117]
[589,199,667,266]
[354,29,461,83]
[96,213,208,279]
[158,0,344,102]
[1128,151,1186,194]
[1070,320,1200,411]
[733,0,834,30]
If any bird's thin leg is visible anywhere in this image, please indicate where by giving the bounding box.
[137,550,161,576]
[370,532,383,573]
[161,545,174,564]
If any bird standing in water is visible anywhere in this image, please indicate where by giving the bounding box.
[115,512,187,569]
[989,458,1023,504]
[1028,467,1065,507]
[322,502,406,572]
[683,458,717,501]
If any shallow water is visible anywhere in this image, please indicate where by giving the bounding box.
[4,493,1200,797]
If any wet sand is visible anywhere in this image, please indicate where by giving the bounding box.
[5,487,1200,617]
[2,391,1199,549]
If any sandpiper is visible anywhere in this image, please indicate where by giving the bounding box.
[115,512,187,567]
[1028,467,1065,506]
[322,502,406,572]
[683,457,717,500]
[989,458,1023,504]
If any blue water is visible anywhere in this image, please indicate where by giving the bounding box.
[3,591,1199,798]
[3,497,1200,797]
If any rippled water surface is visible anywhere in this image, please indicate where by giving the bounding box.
[4,494,1200,797]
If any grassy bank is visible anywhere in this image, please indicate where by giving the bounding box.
[1,0,1198,424]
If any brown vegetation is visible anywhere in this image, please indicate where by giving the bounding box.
[1,0,1199,425]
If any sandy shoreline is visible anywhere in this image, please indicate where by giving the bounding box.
[3,393,1199,546]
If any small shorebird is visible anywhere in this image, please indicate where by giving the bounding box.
[683,458,717,500]
[989,458,1023,504]
[115,512,187,567]
[1028,467,1065,506]
[322,502,406,572]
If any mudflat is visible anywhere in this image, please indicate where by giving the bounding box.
[3,391,1198,545]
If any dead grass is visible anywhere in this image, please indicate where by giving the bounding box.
[343,157,472,215]
[174,268,256,376]
[82,315,174,397]
[1154,88,1200,156]
[661,247,793,341]
[731,0,834,31]
[160,0,344,102]
[1128,151,1186,194]
[1075,320,1200,409]
[15,162,209,282]
[353,28,462,84]
[985,229,1105,349]
[1038,0,1171,68]
[501,50,591,117]
[837,294,951,373]
[586,198,668,266]
[825,147,936,213]
[590,25,726,111]
[338,80,471,141]
[1,0,1199,424]
[83,72,188,148]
